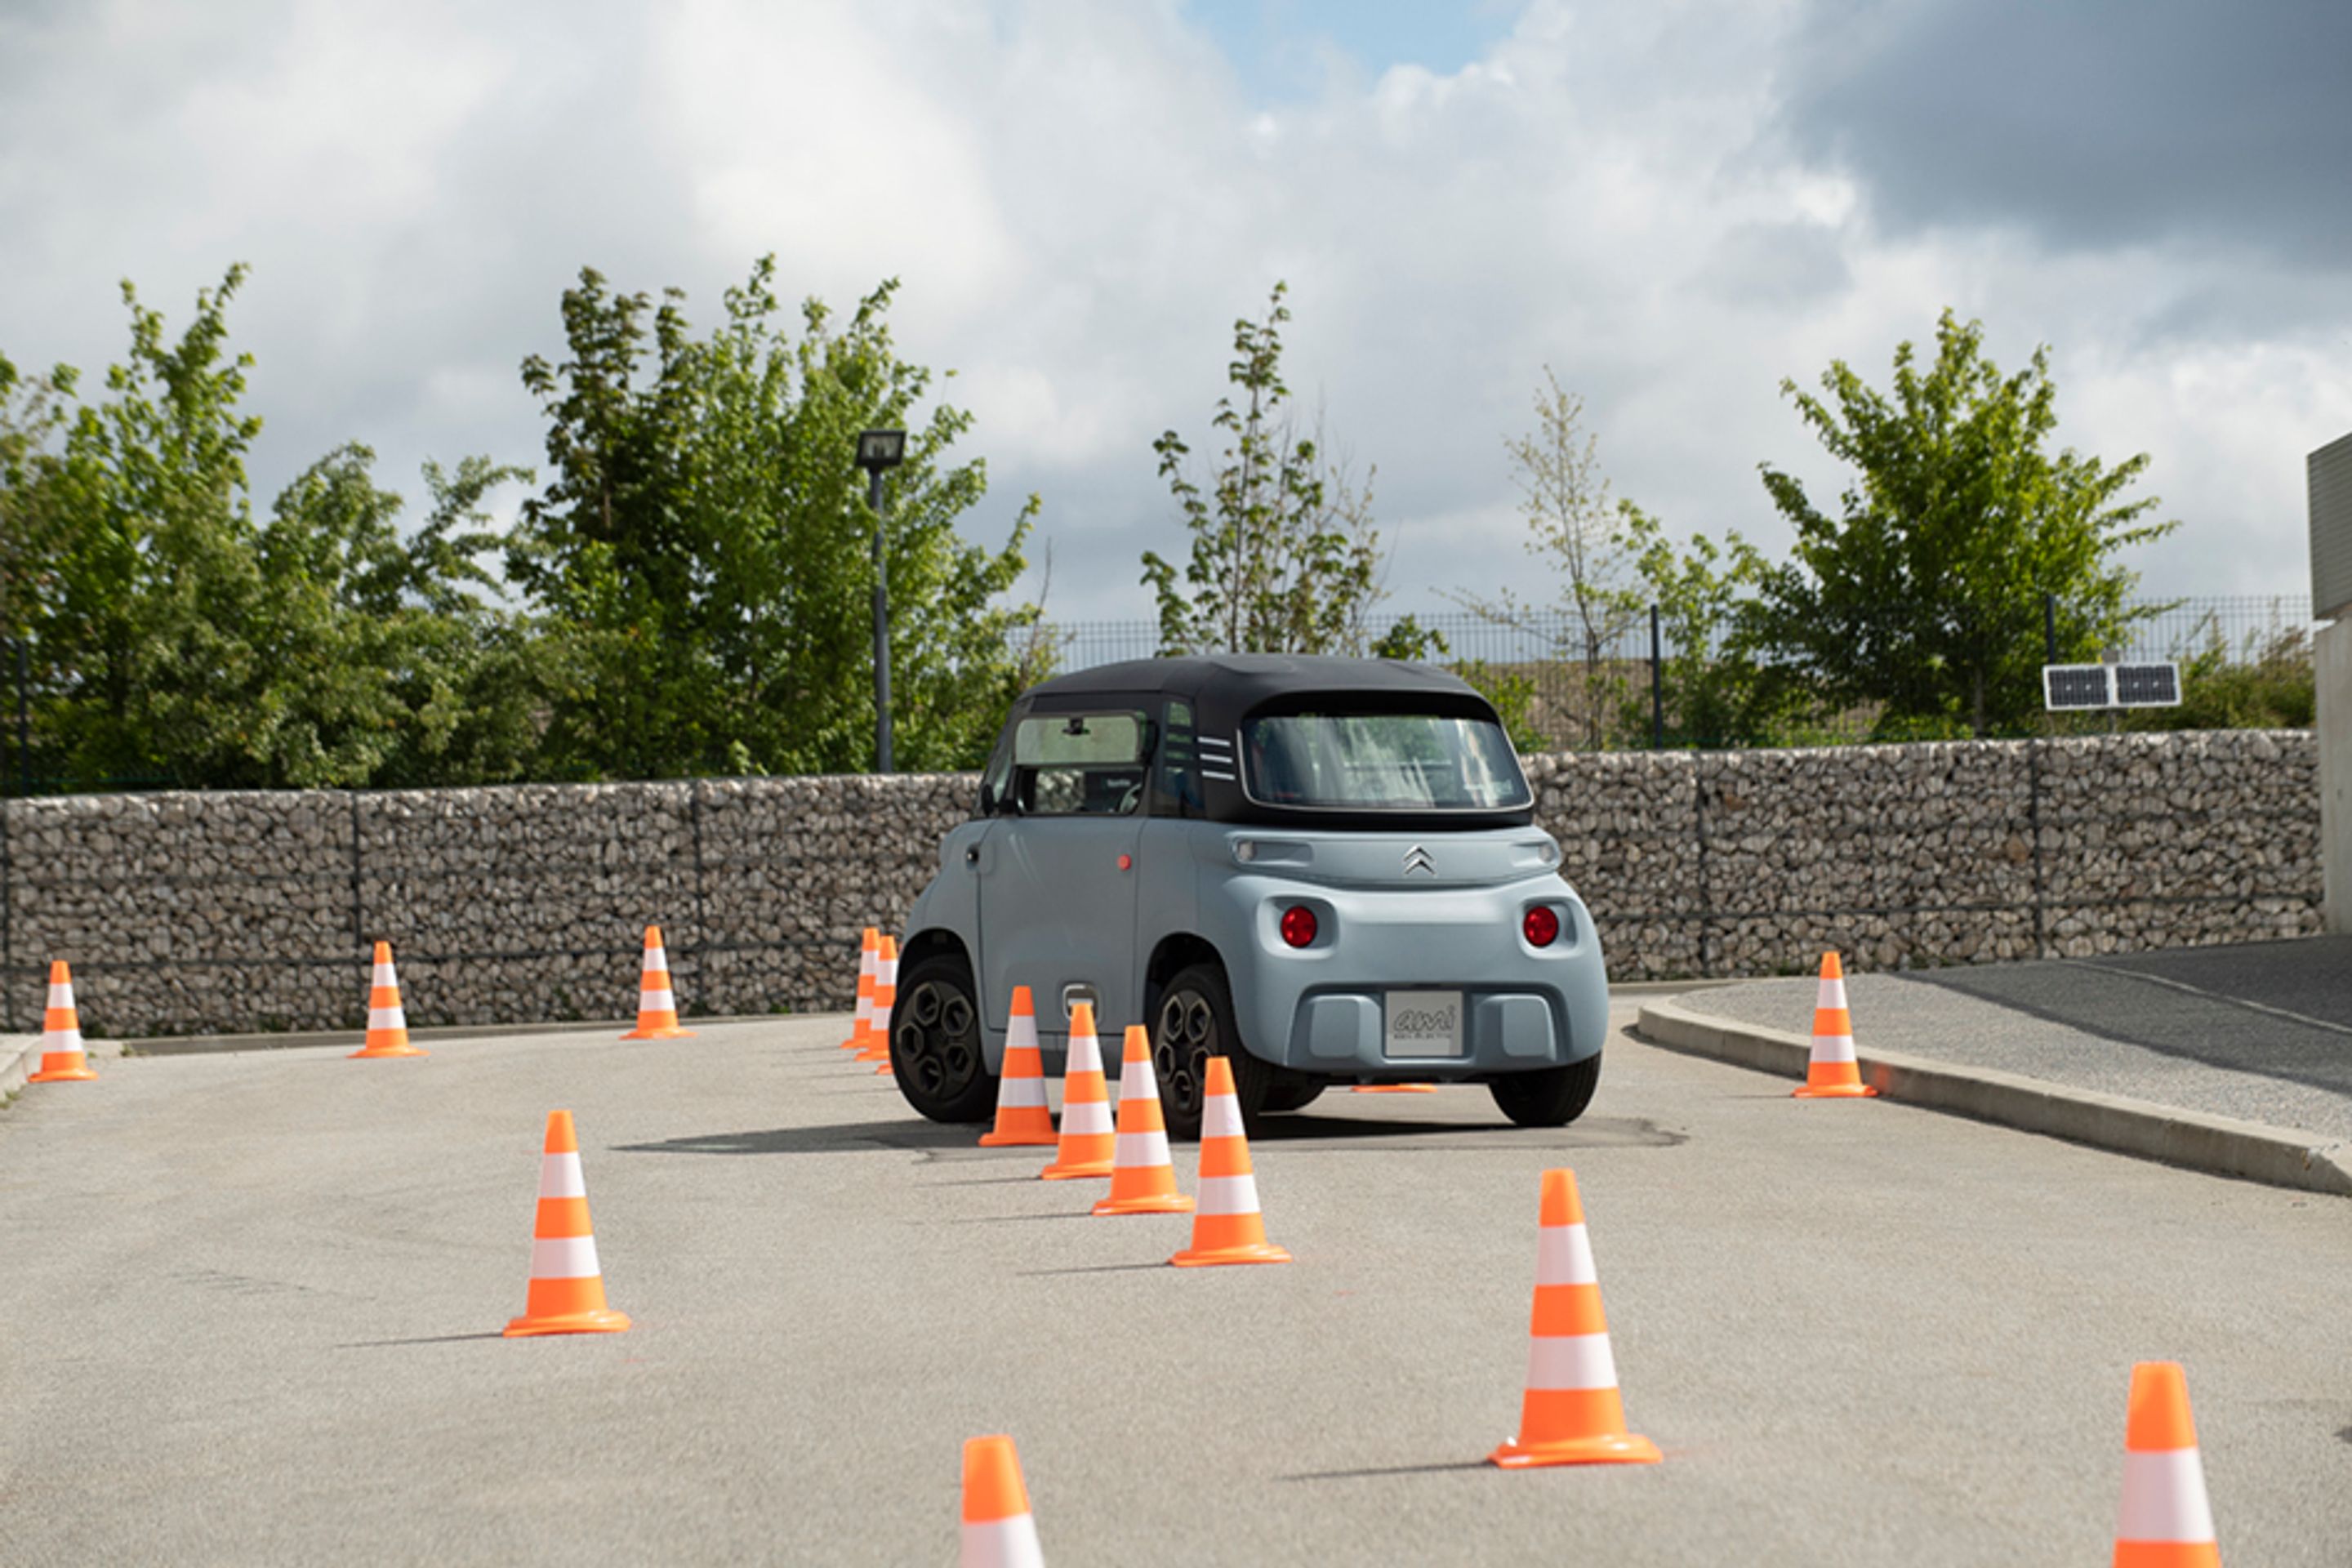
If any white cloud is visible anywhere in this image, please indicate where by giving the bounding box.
[0,0,2337,639]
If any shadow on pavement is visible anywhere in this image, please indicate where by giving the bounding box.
[612,1120,979,1156]
[1251,1112,1686,1152]
[1281,1460,1494,1482]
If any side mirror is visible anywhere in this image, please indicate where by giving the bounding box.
[977,781,996,816]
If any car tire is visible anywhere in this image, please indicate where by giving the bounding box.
[1260,1080,1325,1114]
[1488,1052,1602,1129]
[890,949,997,1124]
[1152,960,1272,1141]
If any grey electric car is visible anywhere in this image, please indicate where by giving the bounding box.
[887,655,1610,1138]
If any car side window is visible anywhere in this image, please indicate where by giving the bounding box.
[1009,710,1152,817]
[1152,699,1200,817]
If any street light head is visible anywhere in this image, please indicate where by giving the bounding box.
[856,429,907,473]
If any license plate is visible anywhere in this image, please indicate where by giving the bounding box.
[1384,991,1464,1058]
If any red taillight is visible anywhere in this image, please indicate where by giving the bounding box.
[1523,906,1561,947]
[1280,905,1318,948]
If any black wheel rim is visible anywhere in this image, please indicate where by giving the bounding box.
[896,978,980,1102]
[1154,987,1217,1124]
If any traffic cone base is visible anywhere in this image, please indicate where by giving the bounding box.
[27,1061,97,1083]
[1490,1428,1664,1468]
[1172,1238,1291,1267]
[1094,1189,1193,1215]
[1793,1080,1876,1099]
[504,1305,632,1337]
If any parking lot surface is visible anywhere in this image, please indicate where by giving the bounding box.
[3,999,2349,1565]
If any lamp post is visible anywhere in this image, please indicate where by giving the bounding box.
[856,429,907,773]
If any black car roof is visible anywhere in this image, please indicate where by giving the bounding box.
[1022,654,1491,721]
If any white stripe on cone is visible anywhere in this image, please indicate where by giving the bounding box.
[1525,1332,1621,1392]
[1114,1129,1173,1168]
[1810,1035,1857,1064]
[1196,1174,1261,1216]
[1000,1076,1048,1108]
[1202,1089,1245,1139]
[48,982,74,1009]
[529,1235,602,1280]
[368,1007,408,1031]
[1816,976,1847,1010]
[1534,1223,1599,1286]
[638,987,675,1010]
[2115,1450,2216,1543]
[1117,1071,1157,1102]
[537,1152,587,1200]
[373,962,399,987]
[1007,1008,1039,1054]
[1061,1100,1114,1135]
[960,1513,1045,1568]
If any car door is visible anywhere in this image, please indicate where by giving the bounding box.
[978,702,1152,1047]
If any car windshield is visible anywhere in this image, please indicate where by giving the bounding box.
[1239,712,1530,810]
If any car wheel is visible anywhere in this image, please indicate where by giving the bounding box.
[1152,961,1272,1141]
[1260,1080,1325,1114]
[1488,1052,1601,1128]
[890,950,996,1124]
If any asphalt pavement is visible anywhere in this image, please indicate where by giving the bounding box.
[4,1000,2350,1564]
[1671,935,2352,1143]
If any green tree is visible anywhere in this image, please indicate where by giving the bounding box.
[1614,506,1798,748]
[509,259,1037,777]
[1143,283,1384,655]
[1753,309,2175,738]
[4,268,534,790]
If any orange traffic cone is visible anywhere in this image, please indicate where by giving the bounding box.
[621,924,693,1040]
[981,986,1058,1147]
[1041,1002,1116,1179]
[1353,1084,1437,1094]
[1093,1026,1193,1217]
[505,1110,630,1337]
[1794,951,1875,1098]
[350,942,425,1059]
[856,937,898,1062]
[1490,1168,1660,1468]
[840,928,879,1050]
[2112,1361,2220,1566]
[961,1434,1045,1568]
[27,960,97,1083]
[1172,1055,1288,1265]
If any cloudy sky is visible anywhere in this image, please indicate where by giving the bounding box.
[3,0,2346,634]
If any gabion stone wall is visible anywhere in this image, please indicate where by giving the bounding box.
[0,731,2320,1036]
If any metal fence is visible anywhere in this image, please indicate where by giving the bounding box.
[1034,595,2321,752]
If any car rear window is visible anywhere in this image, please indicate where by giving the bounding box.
[1239,712,1530,810]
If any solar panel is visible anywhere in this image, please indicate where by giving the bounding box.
[2113,662,2181,707]
[2042,664,2113,711]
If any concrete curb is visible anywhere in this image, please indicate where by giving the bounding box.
[122,1013,810,1057]
[2,1032,34,1102]
[1635,996,2352,1200]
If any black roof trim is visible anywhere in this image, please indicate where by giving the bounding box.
[1024,654,1489,718]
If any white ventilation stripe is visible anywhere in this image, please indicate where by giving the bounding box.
[368,1007,408,1031]
[48,983,75,1008]
[1815,978,1847,1009]
[1006,1012,1039,1052]
[529,1235,601,1280]
[1525,1332,1619,1392]
[537,1152,586,1200]
[1062,1100,1114,1135]
[1535,1224,1597,1285]
[372,962,399,987]
[1196,1174,1260,1216]
[1201,1093,1245,1139]
[1809,1035,1856,1063]
[959,1512,1045,1568]
[1115,1129,1172,1169]
[2114,1449,2215,1543]
[1116,1064,1160,1100]
[1000,1076,1048,1108]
